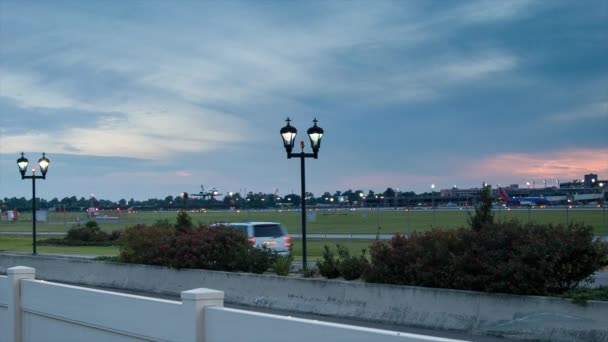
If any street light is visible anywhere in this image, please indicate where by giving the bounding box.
[17,152,50,255]
[280,117,324,271]
[431,184,436,225]
[375,195,383,239]
[600,182,606,230]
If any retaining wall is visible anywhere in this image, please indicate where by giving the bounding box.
[1,252,607,341]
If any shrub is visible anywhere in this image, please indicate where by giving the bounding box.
[302,267,318,278]
[317,245,340,279]
[119,219,274,273]
[175,210,193,232]
[363,230,463,287]
[119,224,176,265]
[66,220,108,242]
[171,226,252,271]
[468,183,494,231]
[364,222,608,296]
[336,245,368,280]
[39,220,122,246]
[108,229,122,241]
[272,254,293,276]
[245,247,274,274]
[561,286,608,306]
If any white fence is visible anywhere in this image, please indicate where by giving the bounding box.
[0,266,461,342]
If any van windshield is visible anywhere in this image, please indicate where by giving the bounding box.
[253,224,283,237]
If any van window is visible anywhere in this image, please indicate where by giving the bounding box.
[253,224,283,237]
[226,224,248,235]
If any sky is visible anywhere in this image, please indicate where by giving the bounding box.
[1,0,607,201]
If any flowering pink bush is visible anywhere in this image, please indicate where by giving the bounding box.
[119,222,271,273]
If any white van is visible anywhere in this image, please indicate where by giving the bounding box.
[211,222,291,256]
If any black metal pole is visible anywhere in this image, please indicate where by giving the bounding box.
[300,153,307,271]
[432,191,436,225]
[602,191,606,231]
[32,176,37,255]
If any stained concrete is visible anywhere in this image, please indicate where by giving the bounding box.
[0,252,606,342]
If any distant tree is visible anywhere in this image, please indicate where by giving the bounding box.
[401,191,416,197]
[468,183,494,231]
[383,188,396,198]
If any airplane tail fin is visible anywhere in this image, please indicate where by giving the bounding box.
[498,188,513,203]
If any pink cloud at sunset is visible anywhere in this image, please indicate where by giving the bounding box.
[176,171,192,177]
[470,148,608,181]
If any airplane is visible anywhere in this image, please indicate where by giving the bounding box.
[190,185,222,200]
[498,188,550,206]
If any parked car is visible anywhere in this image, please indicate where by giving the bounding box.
[211,222,291,256]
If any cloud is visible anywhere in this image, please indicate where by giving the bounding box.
[454,0,538,23]
[547,101,608,122]
[0,68,251,159]
[469,148,608,181]
[440,54,517,81]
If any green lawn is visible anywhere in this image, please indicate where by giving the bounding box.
[0,235,119,256]
[2,208,607,234]
[0,235,374,261]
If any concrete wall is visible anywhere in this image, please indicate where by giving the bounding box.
[0,265,440,342]
[1,252,607,341]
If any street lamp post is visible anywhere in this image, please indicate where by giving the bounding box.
[280,117,324,271]
[17,152,50,255]
[374,195,384,239]
[566,199,572,224]
[431,184,436,225]
[600,182,606,230]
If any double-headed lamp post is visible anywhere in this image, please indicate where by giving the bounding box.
[280,117,324,271]
[17,152,50,255]
[600,182,606,230]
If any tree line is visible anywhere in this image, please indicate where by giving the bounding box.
[0,188,427,212]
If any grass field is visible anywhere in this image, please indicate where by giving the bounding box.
[1,208,605,260]
[0,235,370,261]
[2,208,607,235]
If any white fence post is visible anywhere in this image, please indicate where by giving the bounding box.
[7,266,35,342]
[181,288,224,342]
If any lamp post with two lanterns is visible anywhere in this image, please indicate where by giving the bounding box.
[280,117,324,271]
[17,152,50,255]
[600,182,606,230]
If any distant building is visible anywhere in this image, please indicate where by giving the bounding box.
[560,180,584,189]
[509,184,519,189]
[584,173,599,188]
[440,187,482,197]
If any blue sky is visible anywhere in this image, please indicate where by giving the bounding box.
[1,0,607,201]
